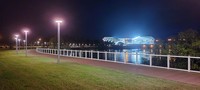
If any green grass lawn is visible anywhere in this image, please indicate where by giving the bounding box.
[0,50,199,90]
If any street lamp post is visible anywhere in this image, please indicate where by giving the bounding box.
[55,20,62,63]
[24,30,29,56]
[18,39,21,50]
[15,35,19,54]
[23,40,26,50]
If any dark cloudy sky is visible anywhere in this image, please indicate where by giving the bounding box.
[0,0,200,43]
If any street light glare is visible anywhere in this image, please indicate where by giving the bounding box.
[15,34,19,38]
[55,20,63,23]
[24,30,29,33]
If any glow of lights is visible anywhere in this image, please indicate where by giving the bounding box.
[150,45,154,48]
[55,20,63,23]
[156,40,159,42]
[159,45,162,48]
[168,38,172,41]
[24,30,29,33]
[143,45,146,48]
[15,34,19,38]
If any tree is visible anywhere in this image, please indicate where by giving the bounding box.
[172,29,200,56]
[178,29,199,45]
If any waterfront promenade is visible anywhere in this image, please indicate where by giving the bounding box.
[30,50,200,86]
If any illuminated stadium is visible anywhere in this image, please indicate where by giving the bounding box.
[103,36,155,46]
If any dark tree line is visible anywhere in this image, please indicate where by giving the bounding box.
[171,29,200,56]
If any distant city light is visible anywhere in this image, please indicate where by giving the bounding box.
[159,45,162,48]
[150,45,154,48]
[168,38,172,41]
[103,36,155,46]
[143,45,146,48]
[156,40,159,42]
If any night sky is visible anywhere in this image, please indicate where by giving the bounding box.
[0,0,200,43]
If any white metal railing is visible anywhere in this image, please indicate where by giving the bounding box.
[36,48,200,73]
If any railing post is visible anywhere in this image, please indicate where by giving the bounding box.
[70,50,72,57]
[79,50,82,58]
[105,51,107,61]
[136,52,138,65]
[150,54,152,67]
[167,55,170,69]
[75,50,77,57]
[114,51,117,62]
[59,49,61,55]
[85,51,87,58]
[91,50,93,59]
[124,52,126,63]
[66,50,68,56]
[63,49,65,56]
[97,51,99,60]
[188,56,191,72]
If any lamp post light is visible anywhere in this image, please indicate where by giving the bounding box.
[15,34,19,54]
[55,20,63,63]
[24,30,29,56]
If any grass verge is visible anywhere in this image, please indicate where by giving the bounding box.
[0,50,199,90]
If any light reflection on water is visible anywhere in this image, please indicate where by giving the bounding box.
[100,49,151,65]
[69,48,165,65]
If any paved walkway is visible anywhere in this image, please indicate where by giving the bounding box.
[29,50,200,86]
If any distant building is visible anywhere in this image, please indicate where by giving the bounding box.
[103,36,155,46]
